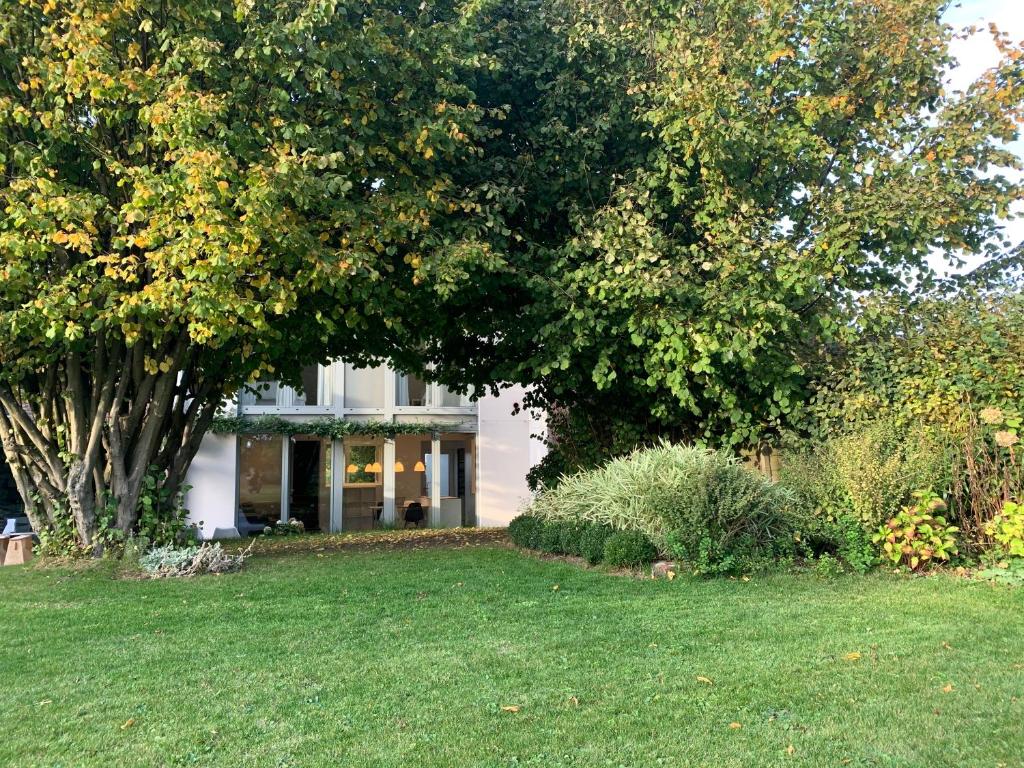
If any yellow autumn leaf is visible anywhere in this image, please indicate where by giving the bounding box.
[728,722,742,729]
[120,718,135,730]
[767,48,795,64]
[942,683,954,693]
[843,651,862,661]
[500,705,520,713]
[696,676,714,685]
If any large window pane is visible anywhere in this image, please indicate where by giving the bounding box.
[293,365,321,406]
[424,453,451,496]
[396,372,428,406]
[247,381,279,406]
[344,363,385,409]
[438,385,463,407]
[238,435,283,533]
[395,435,429,527]
[343,440,381,531]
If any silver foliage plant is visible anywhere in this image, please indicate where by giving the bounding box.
[138,541,254,578]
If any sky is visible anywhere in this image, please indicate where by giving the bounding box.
[939,0,1024,275]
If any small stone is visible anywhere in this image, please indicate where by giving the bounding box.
[651,560,678,579]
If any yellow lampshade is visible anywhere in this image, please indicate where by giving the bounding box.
[413,460,426,472]
[345,463,358,473]
[394,461,405,473]
[367,462,382,473]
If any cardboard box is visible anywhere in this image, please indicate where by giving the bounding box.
[4,535,33,566]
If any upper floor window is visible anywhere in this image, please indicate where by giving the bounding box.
[396,372,428,406]
[242,365,321,407]
[395,372,470,408]
[293,365,321,406]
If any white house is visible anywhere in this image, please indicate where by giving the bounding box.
[184,361,546,539]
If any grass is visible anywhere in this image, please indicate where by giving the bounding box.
[2,531,1023,768]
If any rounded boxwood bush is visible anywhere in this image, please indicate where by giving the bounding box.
[603,530,658,568]
[538,520,565,553]
[558,522,587,557]
[580,523,615,565]
[508,514,543,549]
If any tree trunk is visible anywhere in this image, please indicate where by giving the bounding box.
[0,334,226,551]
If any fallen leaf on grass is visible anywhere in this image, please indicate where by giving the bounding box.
[696,676,714,685]
[942,683,954,693]
[729,722,742,729]
[843,651,862,662]
[786,745,795,755]
[501,705,520,713]
[37,700,52,706]
[666,570,677,581]
[120,719,135,730]
[567,696,580,707]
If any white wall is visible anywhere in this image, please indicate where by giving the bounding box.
[476,385,547,527]
[185,433,239,539]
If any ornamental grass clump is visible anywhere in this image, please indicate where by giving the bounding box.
[527,442,794,574]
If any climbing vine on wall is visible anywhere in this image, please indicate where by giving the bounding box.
[210,416,462,439]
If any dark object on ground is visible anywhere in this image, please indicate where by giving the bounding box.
[404,502,425,527]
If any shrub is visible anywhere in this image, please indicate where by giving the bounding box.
[138,542,252,578]
[873,491,959,571]
[814,553,846,578]
[603,530,658,568]
[580,523,615,565]
[985,500,1024,559]
[558,521,587,557]
[830,517,876,573]
[660,457,796,575]
[952,408,1024,550]
[830,421,949,531]
[508,514,544,549]
[538,520,565,553]
[530,441,787,548]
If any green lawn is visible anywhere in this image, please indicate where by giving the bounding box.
[3,532,1023,767]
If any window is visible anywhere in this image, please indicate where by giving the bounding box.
[396,372,429,406]
[343,440,382,531]
[345,444,379,485]
[249,381,279,406]
[423,452,451,496]
[438,385,464,407]
[344,363,385,409]
[238,435,283,531]
[293,365,321,406]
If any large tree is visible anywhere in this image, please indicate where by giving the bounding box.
[0,0,498,548]
[416,0,1024,473]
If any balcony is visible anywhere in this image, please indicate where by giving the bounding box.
[237,361,476,418]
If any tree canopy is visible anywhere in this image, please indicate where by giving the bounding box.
[0,0,500,546]
[1,0,1022,545]
[417,0,1023,465]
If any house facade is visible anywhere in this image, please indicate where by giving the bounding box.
[184,361,546,539]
